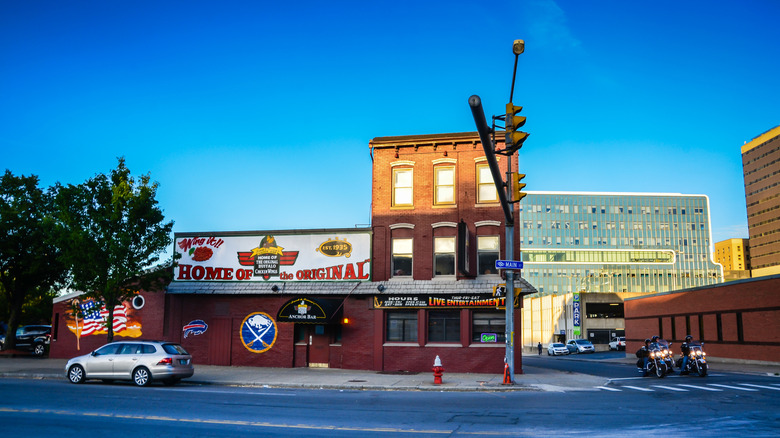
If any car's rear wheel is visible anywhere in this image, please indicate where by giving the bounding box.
[68,365,85,384]
[133,367,151,387]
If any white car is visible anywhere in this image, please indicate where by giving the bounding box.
[547,343,569,356]
[609,336,626,351]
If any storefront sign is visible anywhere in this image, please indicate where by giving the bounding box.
[373,294,519,309]
[173,231,371,282]
[277,297,343,324]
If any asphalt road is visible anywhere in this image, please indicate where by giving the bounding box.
[2,358,779,438]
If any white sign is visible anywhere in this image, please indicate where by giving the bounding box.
[174,231,372,282]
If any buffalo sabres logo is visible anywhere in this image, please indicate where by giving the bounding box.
[240,312,278,353]
[183,320,208,338]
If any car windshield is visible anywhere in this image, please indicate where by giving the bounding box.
[575,340,590,345]
[551,343,565,348]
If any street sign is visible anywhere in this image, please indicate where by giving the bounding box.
[495,260,523,270]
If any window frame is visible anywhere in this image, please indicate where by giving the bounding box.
[433,165,456,206]
[392,167,414,207]
[433,236,456,277]
[391,238,413,277]
[476,163,499,204]
[385,311,418,343]
[477,235,500,276]
[427,310,461,343]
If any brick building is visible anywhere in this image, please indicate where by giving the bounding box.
[368,132,535,373]
[742,125,780,277]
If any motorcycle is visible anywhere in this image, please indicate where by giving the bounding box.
[676,342,708,377]
[656,340,676,375]
[636,344,668,378]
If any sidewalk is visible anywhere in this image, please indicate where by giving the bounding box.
[1,353,776,392]
[0,354,607,392]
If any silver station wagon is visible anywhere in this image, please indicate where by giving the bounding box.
[66,340,194,386]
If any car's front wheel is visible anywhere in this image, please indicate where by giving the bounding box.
[133,367,151,387]
[68,365,85,384]
[33,343,46,357]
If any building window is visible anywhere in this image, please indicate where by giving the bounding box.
[477,236,500,275]
[472,311,505,342]
[434,237,455,276]
[428,311,460,342]
[434,166,455,205]
[392,238,413,277]
[386,311,418,342]
[392,168,413,207]
[477,164,498,203]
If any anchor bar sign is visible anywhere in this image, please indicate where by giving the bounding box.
[495,260,523,270]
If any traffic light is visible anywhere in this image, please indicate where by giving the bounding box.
[505,103,529,154]
[512,172,526,202]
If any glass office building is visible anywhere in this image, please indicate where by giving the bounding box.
[518,192,723,295]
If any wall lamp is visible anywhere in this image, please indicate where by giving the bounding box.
[377,284,385,292]
[271,285,279,292]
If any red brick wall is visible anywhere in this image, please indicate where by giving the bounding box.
[625,275,780,362]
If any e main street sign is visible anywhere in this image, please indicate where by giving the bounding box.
[495,260,523,270]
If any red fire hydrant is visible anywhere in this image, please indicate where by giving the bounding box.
[432,355,444,385]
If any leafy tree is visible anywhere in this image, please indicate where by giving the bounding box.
[0,171,65,349]
[54,158,174,343]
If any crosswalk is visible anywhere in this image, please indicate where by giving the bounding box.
[597,382,780,393]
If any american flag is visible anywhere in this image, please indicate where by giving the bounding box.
[79,301,127,335]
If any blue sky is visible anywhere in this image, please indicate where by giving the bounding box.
[2,0,778,250]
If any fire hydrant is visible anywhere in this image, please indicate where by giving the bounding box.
[432,355,444,385]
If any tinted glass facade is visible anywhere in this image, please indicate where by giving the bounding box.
[518,192,723,295]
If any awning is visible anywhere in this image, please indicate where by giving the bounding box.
[276,297,344,324]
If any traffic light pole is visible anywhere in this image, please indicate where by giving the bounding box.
[469,95,516,383]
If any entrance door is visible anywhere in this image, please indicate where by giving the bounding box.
[208,317,232,366]
[308,325,330,368]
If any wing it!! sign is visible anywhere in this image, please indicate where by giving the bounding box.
[174,231,371,282]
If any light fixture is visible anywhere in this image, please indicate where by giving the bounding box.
[271,285,279,292]
[377,284,385,292]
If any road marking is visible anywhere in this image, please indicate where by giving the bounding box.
[651,385,688,392]
[708,384,758,392]
[597,386,621,391]
[622,385,654,392]
[738,383,780,391]
[677,384,722,391]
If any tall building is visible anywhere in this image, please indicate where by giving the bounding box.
[714,238,751,281]
[742,125,780,277]
[518,191,724,296]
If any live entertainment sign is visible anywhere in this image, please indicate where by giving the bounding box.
[373,294,519,309]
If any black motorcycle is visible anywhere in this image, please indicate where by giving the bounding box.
[637,344,668,378]
[676,342,708,377]
[656,340,676,375]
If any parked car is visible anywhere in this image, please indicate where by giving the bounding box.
[547,343,569,356]
[609,336,626,351]
[66,340,194,386]
[566,339,595,354]
[0,325,51,356]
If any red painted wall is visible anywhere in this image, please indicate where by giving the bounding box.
[625,275,780,362]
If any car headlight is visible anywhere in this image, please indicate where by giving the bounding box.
[696,351,702,356]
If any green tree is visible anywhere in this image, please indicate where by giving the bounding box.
[54,158,174,343]
[0,171,64,349]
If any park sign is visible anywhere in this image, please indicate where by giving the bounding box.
[173,230,371,282]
